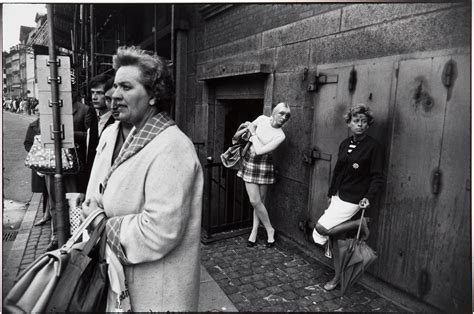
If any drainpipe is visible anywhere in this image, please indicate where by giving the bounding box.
[46,4,69,246]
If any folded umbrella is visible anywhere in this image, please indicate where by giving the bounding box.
[337,208,377,297]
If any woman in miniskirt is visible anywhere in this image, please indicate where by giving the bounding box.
[237,102,291,248]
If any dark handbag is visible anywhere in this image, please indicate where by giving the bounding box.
[24,135,81,175]
[220,142,251,170]
[3,209,105,313]
[221,122,252,170]
[46,218,108,312]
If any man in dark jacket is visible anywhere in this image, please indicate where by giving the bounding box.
[44,99,98,251]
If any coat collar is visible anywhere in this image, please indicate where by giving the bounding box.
[100,112,175,193]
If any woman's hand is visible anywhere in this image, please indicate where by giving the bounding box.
[359,198,370,209]
[247,123,256,135]
[81,197,105,228]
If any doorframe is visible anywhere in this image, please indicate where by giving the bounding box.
[200,69,275,159]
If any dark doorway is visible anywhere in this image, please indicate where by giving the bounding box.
[203,98,264,240]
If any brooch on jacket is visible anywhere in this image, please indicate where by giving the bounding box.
[352,163,359,169]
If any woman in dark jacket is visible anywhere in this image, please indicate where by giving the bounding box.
[312,104,384,291]
[24,117,50,225]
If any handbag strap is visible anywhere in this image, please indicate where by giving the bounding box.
[62,209,105,251]
[355,208,366,240]
[81,218,107,256]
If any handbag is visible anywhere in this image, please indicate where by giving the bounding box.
[3,209,105,313]
[45,218,108,312]
[24,135,81,175]
[221,123,252,170]
[220,141,250,170]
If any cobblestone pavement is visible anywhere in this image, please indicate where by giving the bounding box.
[17,205,406,312]
[201,235,406,312]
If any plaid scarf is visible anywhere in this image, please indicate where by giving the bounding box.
[100,112,175,194]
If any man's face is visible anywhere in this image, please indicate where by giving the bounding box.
[91,84,106,111]
[105,87,115,111]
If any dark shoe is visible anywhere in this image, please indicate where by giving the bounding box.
[266,232,277,248]
[34,217,51,226]
[247,240,257,247]
[45,240,58,252]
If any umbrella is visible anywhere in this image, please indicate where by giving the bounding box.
[337,209,377,297]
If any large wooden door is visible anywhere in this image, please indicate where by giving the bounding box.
[378,53,470,311]
[308,59,396,221]
[308,51,470,312]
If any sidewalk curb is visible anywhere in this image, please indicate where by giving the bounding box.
[2,192,238,312]
[3,193,41,295]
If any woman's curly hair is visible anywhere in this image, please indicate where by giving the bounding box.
[343,103,374,125]
[113,46,174,112]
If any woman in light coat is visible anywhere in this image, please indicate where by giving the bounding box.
[82,46,203,311]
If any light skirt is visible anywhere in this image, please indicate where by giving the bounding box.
[312,194,360,245]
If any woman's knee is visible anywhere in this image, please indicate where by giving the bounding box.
[315,223,329,236]
[249,198,264,209]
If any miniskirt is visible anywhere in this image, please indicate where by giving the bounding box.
[237,149,275,185]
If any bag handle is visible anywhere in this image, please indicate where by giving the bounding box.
[355,208,366,240]
[81,218,107,256]
[62,209,105,251]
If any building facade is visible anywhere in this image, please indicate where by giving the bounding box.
[183,4,470,312]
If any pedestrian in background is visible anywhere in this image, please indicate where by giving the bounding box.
[310,103,384,291]
[24,113,50,225]
[237,102,291,248]
[82,46,203,311]
[85,75,133,202]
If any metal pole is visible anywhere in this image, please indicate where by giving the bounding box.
[90,4,95,78]
[154,5,157,52]
[206,157,213,239]
[84,5,89,99]
[170,4,176,119]
[46,4,69,245]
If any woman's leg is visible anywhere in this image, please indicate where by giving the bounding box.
[247,182,263,243]
[326,234,343,287]
[326,218,370,240]
[245,182,275,242]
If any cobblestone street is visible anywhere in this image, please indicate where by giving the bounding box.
[201,235,405,312]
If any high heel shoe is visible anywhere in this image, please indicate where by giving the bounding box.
[34,217,51,226]
[266,241,275,248]
[266,231,277,248]
[247,240,257,247]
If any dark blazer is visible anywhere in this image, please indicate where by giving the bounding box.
[328,135,385,205]
[24,119,46,193]
[72,101,98,192]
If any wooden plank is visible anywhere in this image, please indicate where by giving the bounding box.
[427,54,470,312]
[308,66,349,221]
[309,60,395,223]
[375,56,448,299]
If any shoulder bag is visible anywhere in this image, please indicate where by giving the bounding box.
[24,135,81,175]
[3,209,106,313]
